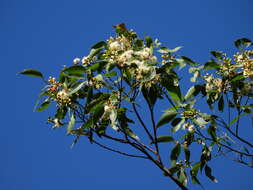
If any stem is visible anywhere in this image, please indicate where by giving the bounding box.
[93,139,148,159]
[132,102,154,141]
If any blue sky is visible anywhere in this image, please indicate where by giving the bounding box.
[1,0,253,189]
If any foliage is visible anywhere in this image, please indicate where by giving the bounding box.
[20,24,253,190]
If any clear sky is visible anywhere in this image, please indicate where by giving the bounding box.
[1,0,253,189]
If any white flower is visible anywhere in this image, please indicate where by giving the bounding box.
[109,41,124,51]
[188,125,195,133]
[73,57,81,65]
[150,56,157,62]
[104,105,111,113]
[81,56,89,64]
[135,48,151,59]
[118,50,134,63]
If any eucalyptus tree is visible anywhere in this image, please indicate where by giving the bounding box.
[21,24,253,190]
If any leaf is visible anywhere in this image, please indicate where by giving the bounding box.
[145,36,153,47]
[181,56,196,66]
[184,85,202,101]
[55,107,67,120]
[68,82,86,95]
[191,162,201,177]
[228,113,248,127]
[152,136,174,144]
[235,38,252,49]
[204,60,220,70]
[184,146,190,164]
[36,100,51,112]
[156,111,177,128]
[230,73,245,82]
[179,170,188,186]
[85,87,93,106]
[109,109,118,130]
[168,85,182,102]
[205,165,218,183]
[171,118,183,127]
[125,128,140,141]
[218,95,224,112]
[172,118,185,133]
[158,46,183,53]
[193,117,209,126]
[104,71,117,77]
[170,143,181,166]
[67,114,75,134]
[63,65,86,74]
[210,51,223,59]
[91,41,107,49]
[19,69,44,78]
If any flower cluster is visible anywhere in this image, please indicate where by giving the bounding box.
[234,50,253,79]
[56,88,71,106]
[204,74,223,93]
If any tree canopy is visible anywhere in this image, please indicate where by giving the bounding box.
[21,24,253,190]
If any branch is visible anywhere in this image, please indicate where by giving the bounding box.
[132,102,154,141]
[92,139,148,159]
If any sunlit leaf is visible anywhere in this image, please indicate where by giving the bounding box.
[67,114,75,134]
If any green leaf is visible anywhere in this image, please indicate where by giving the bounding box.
[91,104,104,124]
[218,95,224,112]
[179,170,188,186]
[145,36,153,47]
[170,143,181,166]
[152,136,174,144]
[184,85,202,101]
[36,100,51,112]
[235,38,252,49]
[63,65,86,74]
[171,118,183,127]
[193,117,209,126]
[67,114,75,134]
[230,73,245,82]
[168,85,182,102]
[158,46,183,54]
[68,82,86,95]
[172,118,185,133]
[184,146,190,164]
[55,107,67,120]
[19,69,44,78]
[125,128,140,141]
[104,71,117,77]
[191,162,201,176]
[181,56,196,66]
[210,51,223,59]
[204,60,220,70]
[109,109,118,130]
[156,111,177,128]
[205,165,218,183]
[91,41,107,49]
[228,113,248,127]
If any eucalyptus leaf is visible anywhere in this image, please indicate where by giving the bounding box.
[156,112,177,128]
[36,100,51,112]
[205,165,218,183]
[20,69,44,78]
[170,143,181,166]
[151,136,174,144]
[67,114,75,134]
